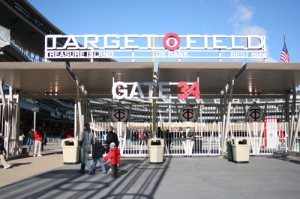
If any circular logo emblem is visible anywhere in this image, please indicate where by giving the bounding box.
[111,107,129,122]
[163,33,181,51]
[247,106,263,122]
[179,106,197,122]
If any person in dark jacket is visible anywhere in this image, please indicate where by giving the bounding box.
[91,138,107,174]
[165,129,172,154]
[157,127,163,138]
[105,126,119,147]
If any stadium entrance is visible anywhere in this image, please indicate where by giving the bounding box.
[1,33,300,159]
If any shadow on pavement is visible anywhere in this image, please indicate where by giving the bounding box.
[268,155,300,165]
[0,158,170,199]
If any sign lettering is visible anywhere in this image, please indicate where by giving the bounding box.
[112,81,200,100]
[45,33,266,60]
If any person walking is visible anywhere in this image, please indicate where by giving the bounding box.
[103,142,120,178]
[139,130,144,145]
[33,126,45,157]
[105,126,119,148]
[157,127,163,138]
[125,129,132,148]
[78,123,94,175]
[41,130,47,151]
[0,132,11,169]
[26,128,34,151]
[91,138,107,175]
[165,129,172,154]
[19,133,25,148]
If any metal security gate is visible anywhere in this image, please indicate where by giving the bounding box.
[224,103,290,156]
[228,122,288,156]
[89,100,300,158]
[91,122,221,158]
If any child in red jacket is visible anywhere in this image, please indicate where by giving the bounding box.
[103,142,120,178]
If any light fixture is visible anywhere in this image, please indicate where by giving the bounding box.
[44,91,58,96]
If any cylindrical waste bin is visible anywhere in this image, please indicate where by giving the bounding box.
[231,137,250,163]
[61,138,80,164]
[227,139,233,162]
[148,138,164,163]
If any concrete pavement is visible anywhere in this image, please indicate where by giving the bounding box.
[0,143,64,187]
[0,143,299,199]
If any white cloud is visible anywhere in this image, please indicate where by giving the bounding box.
[265,57,277,63]
[229,0,276,62]
[239,25,266,36]
[229,4,254,27]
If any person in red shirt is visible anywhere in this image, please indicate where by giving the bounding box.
[103,142,120,178]
[66,128,74,138]
[33,126,45,157]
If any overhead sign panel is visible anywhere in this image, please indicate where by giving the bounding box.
[45,33,266,61]
[112,81,200,100]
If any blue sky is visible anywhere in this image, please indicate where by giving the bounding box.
[29,0,300,63]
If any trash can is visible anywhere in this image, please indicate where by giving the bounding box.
[231,137,250,163]
[227,139,233,162]
[148,138,164,164]
[61,138,80,164]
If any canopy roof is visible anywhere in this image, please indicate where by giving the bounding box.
[234,62,300,96]
[0,62,299,100]
[158,62,243,98]
[71,62,154,98]
[0,62,154,99]
[158,62,300,98]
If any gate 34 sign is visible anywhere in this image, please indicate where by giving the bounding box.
[112,81,200,100]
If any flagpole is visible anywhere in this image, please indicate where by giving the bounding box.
[280,32,290,63]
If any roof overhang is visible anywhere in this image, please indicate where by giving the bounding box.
[233,62,300,97]
[158,62,243,98]
[0,62,77,99]
[1,61,300,100]
[70,62,154,98]
[0,62,155,99]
